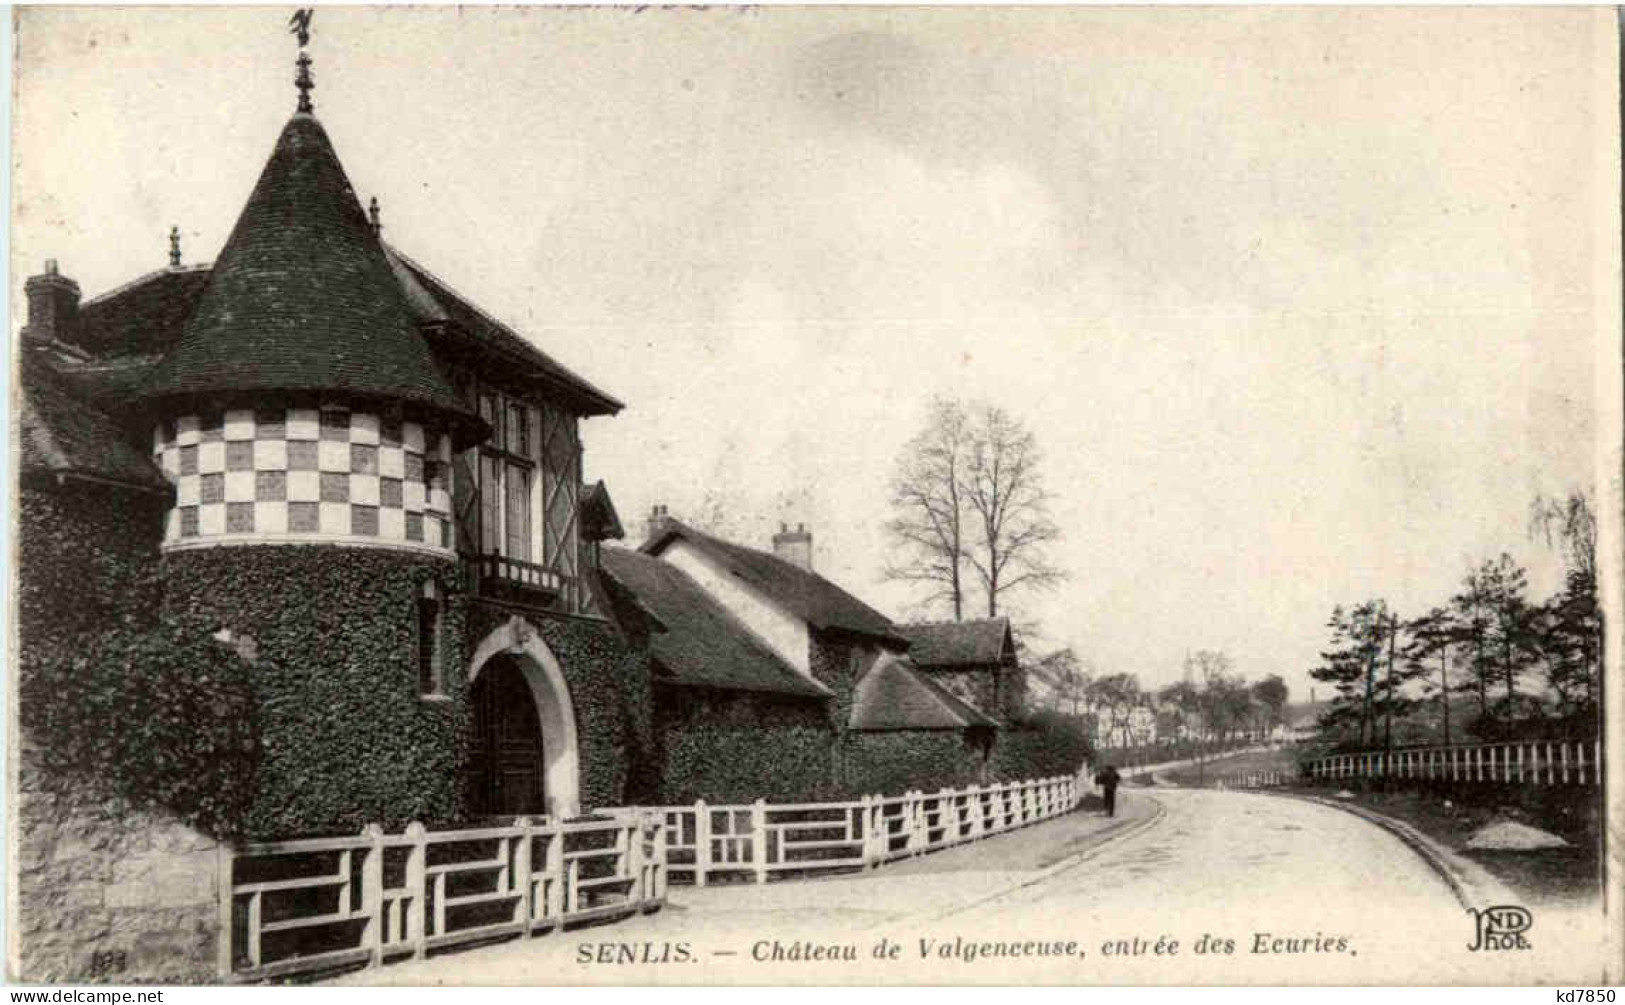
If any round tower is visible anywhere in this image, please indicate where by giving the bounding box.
[137,80,478,556]
[132,22,487,837]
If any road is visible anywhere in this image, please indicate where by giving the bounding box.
[340,787,1610,985]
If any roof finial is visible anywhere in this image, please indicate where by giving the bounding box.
[368,197,381,238]
[168,226,181,268]
[290,9,315,113]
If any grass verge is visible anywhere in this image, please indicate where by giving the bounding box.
[1276,781,1600,907]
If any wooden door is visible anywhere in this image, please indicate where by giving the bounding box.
[469,656,546,816]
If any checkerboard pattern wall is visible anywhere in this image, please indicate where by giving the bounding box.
[153,407,453,553]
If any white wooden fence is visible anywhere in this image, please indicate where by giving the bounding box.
[1214,770,1292,790]
[218,813,666,982]
[611,772,1086,887]
[219,770,1089,981]
[1302,739,1602,787]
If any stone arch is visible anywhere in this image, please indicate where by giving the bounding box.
[468,615,581,818]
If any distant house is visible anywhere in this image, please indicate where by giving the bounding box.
[602,512,1001,798]
[1126,704,1158,746]
[1276,701,1329,744]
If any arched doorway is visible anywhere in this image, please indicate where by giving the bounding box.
[469,655,547,815]
[467,617,581,818]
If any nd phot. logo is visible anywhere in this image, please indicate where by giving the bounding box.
[1467,905,1532,951]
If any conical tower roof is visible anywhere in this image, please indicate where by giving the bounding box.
[139,112,476,435]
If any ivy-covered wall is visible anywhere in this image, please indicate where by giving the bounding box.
[989,713,1093,781]
[842,731,990,796]
[17,486,165,655]
[924,667,1000,721]
[25,483,1066,845]
[164,546,468,839]
[808,629,870,726]
[652,686,839,803]
[466,600,652,813]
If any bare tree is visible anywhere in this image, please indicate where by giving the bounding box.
[1530,491,1597,583]
[1530,491,1601,720]
[883,398,971,620]
[961,403,1066,618]
[884,399,1064,620]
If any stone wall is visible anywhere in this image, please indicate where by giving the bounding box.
[15,759,220,984]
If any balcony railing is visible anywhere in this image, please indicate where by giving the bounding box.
[471,553,562,595]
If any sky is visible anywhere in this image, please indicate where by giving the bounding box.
[12,7,1617,701]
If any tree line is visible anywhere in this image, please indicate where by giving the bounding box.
[1309,491,1599,750]
[1032,648,1289,752]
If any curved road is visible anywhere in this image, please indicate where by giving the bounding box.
[935,787,1607,984]
[948,787,1477,983]
[343,786,1609,985]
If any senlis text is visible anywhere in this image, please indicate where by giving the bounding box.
[577,941,693,964]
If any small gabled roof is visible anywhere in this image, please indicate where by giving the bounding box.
[895,618,1015,668]
[644,519,904,644]
[601,547,832,700]
[849,653,1000,732]
[384,246,623,417]
[137,113,475,435]
[18,353,170,494]
[580,481,625,543]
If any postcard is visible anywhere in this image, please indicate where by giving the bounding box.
[9,5,1621,986]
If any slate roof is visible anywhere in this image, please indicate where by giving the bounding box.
[895,618,1015,668]
[17,352,170,493]
[385,247,622,417]
[78,266,212,360]
[848,653,1000,732]
[66,245,621,421]
[644,520,905,644]
[601,547,832,699]
[138,113,476,432]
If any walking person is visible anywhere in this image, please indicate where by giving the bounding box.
[1094,764,1122,817]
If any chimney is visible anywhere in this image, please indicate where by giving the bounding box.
[772,522,813,571]
[22,260,81,347]
[644,504,674,544]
